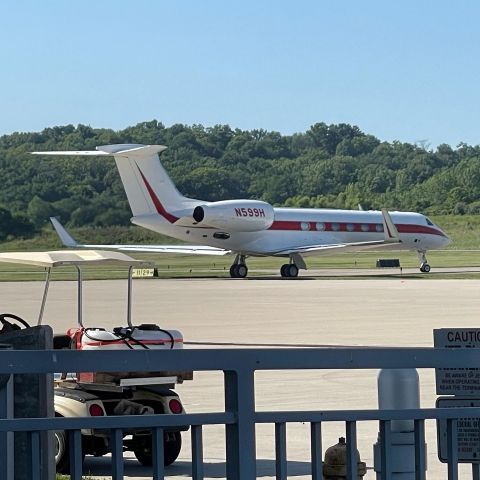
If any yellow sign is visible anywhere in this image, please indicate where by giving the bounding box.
[132,268,158,278]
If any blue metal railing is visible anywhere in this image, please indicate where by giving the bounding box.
[0,347,480,480]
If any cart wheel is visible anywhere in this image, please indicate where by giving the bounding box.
[54,414,85,474]
[133,431,182,466]
[55,428,69,474]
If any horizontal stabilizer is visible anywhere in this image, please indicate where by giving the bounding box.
[32,144,168,157]
[50,218,230,256]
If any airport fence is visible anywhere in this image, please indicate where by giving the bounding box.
[0,346,480,480]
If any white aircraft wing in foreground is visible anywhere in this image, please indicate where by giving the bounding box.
[49,217,230,256]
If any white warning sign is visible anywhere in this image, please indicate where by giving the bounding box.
[437,397,480,463]
[434,328,480,395]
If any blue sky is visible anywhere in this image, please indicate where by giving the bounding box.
[1,1,479,147]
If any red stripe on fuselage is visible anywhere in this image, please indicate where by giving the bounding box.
[268,221,446,237]
[397,224,445,236]
[136,165,178,223]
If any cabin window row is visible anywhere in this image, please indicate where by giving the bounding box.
[300,222,385,232]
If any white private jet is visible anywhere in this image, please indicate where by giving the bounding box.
[34,144,451,278]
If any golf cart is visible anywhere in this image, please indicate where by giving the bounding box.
[0,250,191,474]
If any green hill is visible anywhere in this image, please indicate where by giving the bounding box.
[0,120,479,245]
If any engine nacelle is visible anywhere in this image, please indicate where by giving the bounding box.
[193,200,274,232]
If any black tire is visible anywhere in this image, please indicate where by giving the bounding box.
[287,264,299,277]
[133,431,182,466]
[236,264,248,278]
[55,414,85,474]
[164,431,182,465]
[280,264,290,277]
[55,428,69,474]
[230,264,248,278]
[420,263,431,273]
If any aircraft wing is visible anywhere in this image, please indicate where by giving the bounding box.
[272,239,400,257]
[271,209,401,257]
[50,218,230,256]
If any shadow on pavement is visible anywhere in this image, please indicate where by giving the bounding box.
[83,457,312,477]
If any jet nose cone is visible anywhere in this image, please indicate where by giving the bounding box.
[441,231,452,247]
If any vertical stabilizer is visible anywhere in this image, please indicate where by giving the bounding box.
[96,144,189,217]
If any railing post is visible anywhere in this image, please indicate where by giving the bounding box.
[310,422,322,480]
[447,419,458,480]
[191,425,204,480]
[414,419,426,480]
[275,422,287,480]
[0,344,13,480]
[473,463,480,480]
[346,421,357,480]
[224,369,256,480]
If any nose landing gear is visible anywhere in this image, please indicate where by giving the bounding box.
[417,251,431,273]
[420,263,431,273]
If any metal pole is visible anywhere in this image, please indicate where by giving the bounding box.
[224,369,256,480]
[346,421,357,480]
[473,463,480,480]
[0,344,13,480]
[127,266,133,327]
[75,266,83,328]
[310,422,322,480]
[447,419,458,480]
[37,268,51,325]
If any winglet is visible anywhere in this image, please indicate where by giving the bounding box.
[381,209,400,243]
[50,217,78,247]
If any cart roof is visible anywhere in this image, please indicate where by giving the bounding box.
[0,250,151,268]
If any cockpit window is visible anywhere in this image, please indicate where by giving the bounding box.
[425,217,434,226]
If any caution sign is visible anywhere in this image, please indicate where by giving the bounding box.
[434,328,480,395]
[437,397,480,462]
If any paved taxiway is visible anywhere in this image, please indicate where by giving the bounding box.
[3,276,480,479]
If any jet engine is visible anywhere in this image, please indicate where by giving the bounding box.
[192,200,274,232]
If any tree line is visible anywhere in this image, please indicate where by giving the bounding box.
[0,120,479,241]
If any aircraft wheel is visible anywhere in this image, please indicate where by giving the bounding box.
[236,264,248,278]
[280,264,290,277]
[420,263,431,273]
[287,264,299,278]
[230,264,248,278]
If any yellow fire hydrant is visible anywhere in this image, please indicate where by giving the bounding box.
[323,437,367,479]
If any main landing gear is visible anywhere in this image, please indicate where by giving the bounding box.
[229,255,248,278]
[229,253,305,279]
[280,253,306,278]
[280,263,299,278]
[417,251,431,273]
